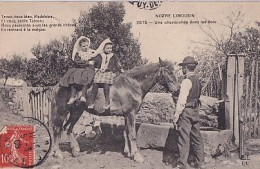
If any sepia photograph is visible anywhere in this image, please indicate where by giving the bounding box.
[0,1,259,169]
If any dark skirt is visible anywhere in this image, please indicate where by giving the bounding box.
[59,67,95,87]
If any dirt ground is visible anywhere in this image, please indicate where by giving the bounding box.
[41,151,260,169]
[1,99,260,169]
[39,134,260,169]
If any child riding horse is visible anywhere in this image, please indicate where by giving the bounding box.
[88,38,124,110]
[59,36,100,104]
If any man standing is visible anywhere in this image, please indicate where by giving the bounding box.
[173,56,205,169]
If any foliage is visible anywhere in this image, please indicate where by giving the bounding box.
[192,9,260,97]
[27,37,74,86]
[194,25,260,79]
[0,54,27,82]
[192,48,225,98]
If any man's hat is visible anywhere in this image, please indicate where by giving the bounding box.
[178,56,198,66]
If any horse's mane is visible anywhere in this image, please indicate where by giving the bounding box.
[161,60,174,70]
[125,61,174,80]
[113,60,175,97]
[126,63,159,79]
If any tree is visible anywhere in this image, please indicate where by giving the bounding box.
[0,54,27,85]
[191,5,260,98]
[191,9,248,75]
[0,58,10,85]
[193,9,247,56]
[190,10,251,98]
[226,26,260,79]
[74,2,144,69]
[27,37,74,86]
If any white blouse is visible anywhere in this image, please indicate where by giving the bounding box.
[100,53,113,70]
[77,49,96,61]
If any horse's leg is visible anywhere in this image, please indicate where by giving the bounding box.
[63,114,71,131]
[52,126,63,158]
[123,117,131,157]
[67,109,83,157]
[126,111,144,163]
[51,86,71,158]
[52,110,68,158]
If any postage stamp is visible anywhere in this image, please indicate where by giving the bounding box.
[0,125,35,168]
[0,1,260,169]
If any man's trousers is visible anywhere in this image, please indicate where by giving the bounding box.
[176,107,205,167]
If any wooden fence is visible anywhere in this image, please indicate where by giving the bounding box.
[241,57,260,139]
[0,85,53,127]
[201,71,222,98]
[200,54,260,142]
[27,87,53,126]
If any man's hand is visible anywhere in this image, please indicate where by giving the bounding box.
[173,112,181,124]
[89,60,95,65]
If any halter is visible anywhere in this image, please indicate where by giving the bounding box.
[158,66,174,91]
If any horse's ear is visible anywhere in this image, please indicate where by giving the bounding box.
[159,57,165,67]
[159,57,164,66]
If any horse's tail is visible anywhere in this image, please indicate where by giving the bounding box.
[50,84,59,126]
[50,84,65,143]
[51,84,71,142]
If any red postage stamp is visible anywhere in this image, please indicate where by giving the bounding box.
[0,125,35,168]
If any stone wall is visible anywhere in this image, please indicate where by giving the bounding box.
[137,93,219,127]
[137,93,175,124]
[88,122,233,164]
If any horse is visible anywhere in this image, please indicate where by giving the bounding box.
[51,58,180,163]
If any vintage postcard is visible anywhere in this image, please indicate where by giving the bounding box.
[0,1,259,169]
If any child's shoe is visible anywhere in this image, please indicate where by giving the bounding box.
[80,96,86,102]
[67,97,76,105]
[88,104,94,109]
[103,104,111,110]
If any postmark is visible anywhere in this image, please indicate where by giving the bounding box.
[0,117,52,168]
[129,1,162,10]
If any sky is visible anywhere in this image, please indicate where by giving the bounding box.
[0,1,260,63]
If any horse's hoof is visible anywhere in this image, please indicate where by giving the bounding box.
[123,152,131,158]
[72,149,79,157]
[52,150,64,159]
[133,153,144,163]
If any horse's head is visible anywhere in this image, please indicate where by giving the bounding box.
[158,58,180,97]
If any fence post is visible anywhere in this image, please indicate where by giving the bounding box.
[226,54,245,146]
[249,59,256,139]
[226,56,235,131]
[22,83,30,117]
[256,58,259,138]
[245,76,250,139]
[237,55,245,146]
[253,58,258,138]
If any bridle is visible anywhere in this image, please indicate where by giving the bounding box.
[158,66,175,92]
